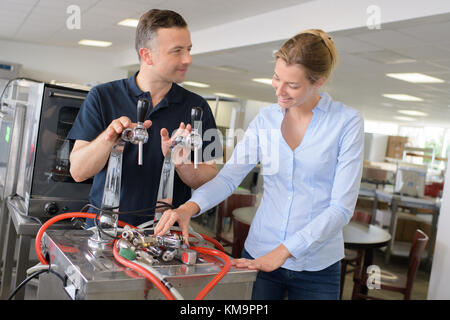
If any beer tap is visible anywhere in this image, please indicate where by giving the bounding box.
[88,98,150,250]
[157,107,203,210]
[122,98,150,166]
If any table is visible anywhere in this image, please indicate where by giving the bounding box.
[344,220,391,299]
[374,189,439,268]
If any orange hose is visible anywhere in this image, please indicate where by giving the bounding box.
[34,212,133,265]
[190,246,231,300]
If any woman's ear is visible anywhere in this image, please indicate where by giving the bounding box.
[314,76,327,89]
[139,47,153,65]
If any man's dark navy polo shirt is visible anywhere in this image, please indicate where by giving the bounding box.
[67,72,220,226]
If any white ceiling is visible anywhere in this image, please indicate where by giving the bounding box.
[185,14,450,128]
[1,0,450,127]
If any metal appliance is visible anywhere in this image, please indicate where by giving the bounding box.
[394,162,427,197]
[0,61,21,93]
[11,82,92,218]
[38,229,256,300]
[0,79,35,204]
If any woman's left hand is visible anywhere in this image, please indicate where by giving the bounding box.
[231,244,292,272]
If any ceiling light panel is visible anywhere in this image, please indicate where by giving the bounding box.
[398,110,428,116]
[386,73,445,83]
[382,94,424,101]
[78,39,112,47]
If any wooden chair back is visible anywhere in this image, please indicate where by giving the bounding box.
[216,193,256,245]
[405,229,429,299]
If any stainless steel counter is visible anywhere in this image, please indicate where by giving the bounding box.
[38,229,257,300]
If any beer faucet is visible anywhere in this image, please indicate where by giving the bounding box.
[158,107,203,205]
[88,98,150,250]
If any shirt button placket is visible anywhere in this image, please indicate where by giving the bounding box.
[282,153,294,240]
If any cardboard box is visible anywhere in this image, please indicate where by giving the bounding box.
[394,212,431,242]
[386,136,408,159]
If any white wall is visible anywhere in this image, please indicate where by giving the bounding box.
[427,160,450,299]
[242,99,274,130]
[0,39,127,85]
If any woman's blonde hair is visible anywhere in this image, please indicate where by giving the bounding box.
[274,29,338,84]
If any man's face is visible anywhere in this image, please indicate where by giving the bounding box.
[150,27,193,84]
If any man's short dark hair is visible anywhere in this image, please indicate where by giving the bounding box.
[135,9,187,59]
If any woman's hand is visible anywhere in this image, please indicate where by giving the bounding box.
[231,244,292,272]
[153,201,200,245]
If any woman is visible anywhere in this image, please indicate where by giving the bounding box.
[155,29,364,300]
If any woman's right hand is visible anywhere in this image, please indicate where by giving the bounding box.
[153,201,200,245]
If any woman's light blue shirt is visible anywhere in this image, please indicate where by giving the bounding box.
[190,92,364,271]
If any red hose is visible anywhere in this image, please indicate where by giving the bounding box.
[190,246,231,300]
[34,212,133,265]
[112,239,175,300]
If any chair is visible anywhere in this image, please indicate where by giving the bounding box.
[216,193,256,255]
[352,229,429,300]
[340,210,372,299]
[232,217,251,258]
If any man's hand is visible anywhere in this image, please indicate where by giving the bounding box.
[160,122,192,162]
[231,244,292,272]
[153,201,200,245]
[104,116,152,142]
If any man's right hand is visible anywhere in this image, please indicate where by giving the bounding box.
[104,116,152,142]
[70,116,152,182]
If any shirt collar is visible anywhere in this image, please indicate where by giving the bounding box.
[127,71,183,106]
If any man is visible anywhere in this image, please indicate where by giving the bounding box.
[68,9,221,227]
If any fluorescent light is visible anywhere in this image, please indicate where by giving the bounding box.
[182,81,210,88]
[214,92,236,98]
[78,39,112,47]
[386,73,445,83]
[382,94,423,102]
[118,18,139,28]
[398,110,428,117]
[394,116,416,121]
[252,78,273,85]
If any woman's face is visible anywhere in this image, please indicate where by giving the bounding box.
[271,58,320,110]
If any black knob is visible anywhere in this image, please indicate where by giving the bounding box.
[191,107,203,123]
[44,202,59,215]
[137,98,150,123]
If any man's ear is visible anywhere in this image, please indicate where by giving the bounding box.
[139,47,153,65]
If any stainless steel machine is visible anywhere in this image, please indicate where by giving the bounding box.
[38,229,256,300]
[14,82,92,218]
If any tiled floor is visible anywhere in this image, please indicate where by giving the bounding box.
[340,250,430,300]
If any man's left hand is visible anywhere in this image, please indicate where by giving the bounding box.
[160,122,192,162]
